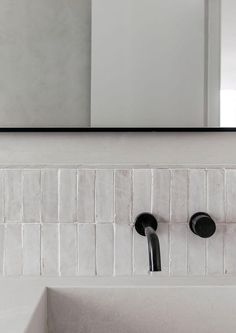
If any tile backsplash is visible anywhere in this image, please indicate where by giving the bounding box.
[0,167,235,277]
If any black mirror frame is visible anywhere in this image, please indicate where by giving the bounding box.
[0,127,236,132]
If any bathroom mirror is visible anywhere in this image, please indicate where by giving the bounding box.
[0,0,234,130]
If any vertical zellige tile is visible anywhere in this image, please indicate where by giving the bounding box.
[0,172,4,223]
[133,229,149,275]
[188,169,206,217]
[187,229,206,275]
[60,224,77,276]
[114,224,132,275]
[133,169,152,220]
[41,224,59,276]
[5,170,22,222]
[95,170,114,223]
[96,224,114,276]
[23,170,41,223]
[207,169,225,223]
[5,224,22,276]
[207,224,224,275]
[171,170,188,223]
[59,169,77,223]
[77,170,95,223]
[78,223,96,276]
[152,169,170,223]
[226,170,236,222]
[170,224,187,275]
[115,170,132,224]
[23,224,40,276]
[41,169,58,223]
[78,224,96,276]
[0,225,4,275]
[224,224,236,275]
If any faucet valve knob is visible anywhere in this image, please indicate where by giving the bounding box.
[189,212,216,238]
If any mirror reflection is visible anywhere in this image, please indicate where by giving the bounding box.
[0,0,234,128]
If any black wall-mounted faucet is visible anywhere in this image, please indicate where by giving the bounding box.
[135,213,161,272]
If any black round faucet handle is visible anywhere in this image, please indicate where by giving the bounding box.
[189,212,216,238]
[135,213,158,236]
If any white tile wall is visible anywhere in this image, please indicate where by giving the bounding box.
[96,224,114,276]
[207,224,224,275]
[41,169,58,223]
[133,169,152,218]
[188,169,206,217]
[0,167,235,277]
[59,224,77,276]
[133,228,149,275]
[23,169,41,223]
[41,224,58,276]
[170,170,188,223]
[0,171,4,223]
[59,169,77,223]
[78,223,96,276]
[187,229,206,275]
[152,169,170,223]
[169,224,187,275]
[5,224,22,276]
[23,224,40,275]
[207,169,225,223]
[226,170,236,222]
[95,170,114,223]
[114,170,132,224]
[157,223,169,275]
[114,224,132,276]
[0,225,4,275]
[5,170,22,223]
[224,224,236,274]
[77,170,95,223]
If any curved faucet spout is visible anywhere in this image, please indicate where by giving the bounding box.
[145,226,161,272]
[134,213,162,272]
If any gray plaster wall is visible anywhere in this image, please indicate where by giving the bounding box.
[0,0,91,127]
